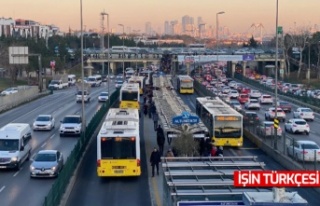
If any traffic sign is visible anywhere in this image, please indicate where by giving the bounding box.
[172,111,199,125]
[274,119,279,129]
[277,26,283,34]
[177,201,244,206]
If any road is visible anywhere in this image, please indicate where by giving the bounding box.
[179,92,320,206]
[0,82,113,206]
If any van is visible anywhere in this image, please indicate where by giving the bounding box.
[87,75,102,87]
[0,123,32,170]
[68,74,76,86]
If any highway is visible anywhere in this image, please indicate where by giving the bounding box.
[0,82,113,206]
[179,92,320,206]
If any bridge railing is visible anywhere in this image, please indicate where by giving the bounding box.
[43,89,120,206]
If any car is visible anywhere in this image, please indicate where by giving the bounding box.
[115,80,124,88]
[293,107,314,121]
[33,115,55,131]
[284,118,310,135]
[249,90,262,99]
[0,87,18,96]
[228,81,237,88]
[76,90,91,103]
[98,92,109,102]
[287,140,320,162]
[230,100,242,111]
[59,115,82,137]
[259,94,273,104]
[238,93,249,104]
[244,99,261,110]
[256,121,282,138]
[276,101,292,113]
[241,111,259,125]
[265,107,286,122]
[240,87,251,94]
[228,90,239,98]
[30,150,64,178]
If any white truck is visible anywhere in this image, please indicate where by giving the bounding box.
[76,82,91,103]
[48,74,69,90]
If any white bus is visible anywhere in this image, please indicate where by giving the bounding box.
[196,96,243,147]
[97,108,141,177]
[87,75,102,87]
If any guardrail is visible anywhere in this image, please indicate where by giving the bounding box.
[234,75,320,113]
[43,89,120,206]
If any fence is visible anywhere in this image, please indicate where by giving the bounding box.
[234,74,320,112]
[43,89,120,206]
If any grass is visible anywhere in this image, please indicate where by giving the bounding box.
[0,78,29,91]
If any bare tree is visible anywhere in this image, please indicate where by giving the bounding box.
[172,125,199,157]
[282,34,294,77]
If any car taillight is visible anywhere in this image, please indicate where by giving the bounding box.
[97,159,101,167]
[137,159,141,166]
[301,151,308,154]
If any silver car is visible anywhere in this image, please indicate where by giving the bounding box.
[33,115,55,131]
[30,150,64,178]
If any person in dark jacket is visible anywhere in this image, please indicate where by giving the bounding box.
[157,131,165,156]
[150,147,161,177]
[153,112,159,130]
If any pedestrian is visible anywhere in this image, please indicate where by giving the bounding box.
[157,130,165,156]
[150,147,161,177]
[165,148,175,161]
[148,104,152,119]
[153,112,159,130]
[144,104,148,117]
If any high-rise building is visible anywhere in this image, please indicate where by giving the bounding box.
[145,22,152,36]
[182,15,195,35]
[164,21,170,35]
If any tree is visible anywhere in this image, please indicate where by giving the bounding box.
[248,36,258,48]
[171,125,199,157]
[282,34,294,77]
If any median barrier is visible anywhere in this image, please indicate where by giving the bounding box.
[43,89,120,206]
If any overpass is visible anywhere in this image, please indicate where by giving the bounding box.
[84,52,285,77]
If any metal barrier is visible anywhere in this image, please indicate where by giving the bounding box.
[43,89,120,206]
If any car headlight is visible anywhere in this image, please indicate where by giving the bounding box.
[30,166,35,170]
[11,157,18,162]
[52,166,56,171]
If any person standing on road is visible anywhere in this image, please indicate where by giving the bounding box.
[150,147,161,177]
[153,112,159,130]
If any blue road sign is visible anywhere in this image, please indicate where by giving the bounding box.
[172,111,199,125]
[177,201,244,206]
[242,54,255,61]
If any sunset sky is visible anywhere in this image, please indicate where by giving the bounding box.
[1,0,319,35]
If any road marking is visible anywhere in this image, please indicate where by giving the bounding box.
[13,168,22,177]
[0,186,5,193]
[50,134,54,139]
[41,142,47,148]
[241,147,259,150]
[151,178,161,206]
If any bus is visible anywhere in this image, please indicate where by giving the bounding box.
[128,76,144,95]
[196,96,243,147]
[119,83,140,110]
[177,75,194,94]
[97,108,141,177]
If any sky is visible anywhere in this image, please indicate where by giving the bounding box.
[1,0,320,35]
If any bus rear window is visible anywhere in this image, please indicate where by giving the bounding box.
[101,137,136,159]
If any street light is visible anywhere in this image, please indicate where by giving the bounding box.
[100,11,108,75]
[274,0,279,149]
[80,0,86,136]
[133,29,140,72]
[308,41,311,84]
[118,24,125,79]
[216,11,225,50]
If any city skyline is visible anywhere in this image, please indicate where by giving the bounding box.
[2,0,319,35]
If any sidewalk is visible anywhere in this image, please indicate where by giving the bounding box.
[143,113,169,206]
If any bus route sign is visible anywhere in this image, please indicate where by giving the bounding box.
[172,111,199,125]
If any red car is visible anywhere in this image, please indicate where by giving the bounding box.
[238,93,249,104]
[240,87,251,94]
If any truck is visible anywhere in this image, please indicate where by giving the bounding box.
[48,74,69,90]
[75,82,91,103]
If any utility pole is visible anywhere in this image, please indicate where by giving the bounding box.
[100,11,108,75]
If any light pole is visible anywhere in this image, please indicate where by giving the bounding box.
[133,29,140,72]
[216,11,225,50]
[80,0,86,136]
[274,0,279,149]
[118,24,125,79]
[103,13,110,104]
[307,41,311,84]
[100,11,108,75]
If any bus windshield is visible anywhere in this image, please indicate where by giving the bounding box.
[101,137,136,159]
[122,91,139,101]
[214,120,242,138]
[180,81,193,89]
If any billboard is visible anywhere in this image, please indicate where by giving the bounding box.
[178,55,243,63]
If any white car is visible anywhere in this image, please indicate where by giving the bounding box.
[1,87,18,96]
[284,118,310,135]
[287,140,320,162]
[33,115,55,131]
[59,115,82,137]
[98,92,109,102]
[244,99,261,110]
[228,90,239,98]
[293,107,314,121]
[256,121,282,138]
[259,94,273,104]
[230,100,242,111]
[265,107,286,122]
[228,81,237,88]
[115,80,124,88]
[249,90,261,98]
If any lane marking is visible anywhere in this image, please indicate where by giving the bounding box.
[13,168,22,177]
[50,134,54,139]
[151,177,161,206]
[0,186,5,193]
[241,147,259,150]
[41,142,47,148]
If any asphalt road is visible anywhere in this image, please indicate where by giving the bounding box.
[0,82,114,206]
[66,103,151,206]
[179,87,320,206]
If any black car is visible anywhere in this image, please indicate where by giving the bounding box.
[241,111,259,125]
